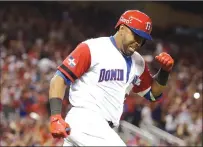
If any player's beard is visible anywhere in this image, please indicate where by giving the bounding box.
[120,40,132,56]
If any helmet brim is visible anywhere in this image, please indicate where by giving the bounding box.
[128,26,152,40]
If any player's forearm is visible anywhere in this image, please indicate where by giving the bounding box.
[49,75,67,115]
[151,79,166,97]
[49,75,67,98]
[151,68,170,97]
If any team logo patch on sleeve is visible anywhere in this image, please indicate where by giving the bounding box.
[67,56,76,67]
[133,75,141,86]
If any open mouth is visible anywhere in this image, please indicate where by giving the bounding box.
[129,47,135,52]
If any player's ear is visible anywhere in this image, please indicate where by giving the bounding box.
[119,24,125,36]
[119,24,125,31]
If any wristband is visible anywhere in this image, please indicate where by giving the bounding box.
[49,98,62,115]
[154,68,170,86]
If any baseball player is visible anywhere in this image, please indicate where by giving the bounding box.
[49,10,174,146]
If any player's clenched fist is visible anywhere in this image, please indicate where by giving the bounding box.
[50,114,71,138]
[155,52,174,72]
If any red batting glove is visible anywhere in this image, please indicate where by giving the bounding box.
[50,114,71,138]
[155,52,174,72]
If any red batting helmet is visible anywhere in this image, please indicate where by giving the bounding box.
[115,10,152,40]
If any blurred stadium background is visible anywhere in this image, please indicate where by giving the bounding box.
[0,1,202,146]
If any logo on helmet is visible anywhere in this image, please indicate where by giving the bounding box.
[145,22,152,31]
[120,16,132,24]
[120,16,143,25]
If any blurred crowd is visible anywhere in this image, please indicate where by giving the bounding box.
[0,3,202,146]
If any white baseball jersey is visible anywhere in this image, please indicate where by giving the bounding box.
[58,36,154,126]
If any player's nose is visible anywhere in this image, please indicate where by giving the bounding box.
[132,42,141,49]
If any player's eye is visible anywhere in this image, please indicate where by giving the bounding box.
[133,33,144,45]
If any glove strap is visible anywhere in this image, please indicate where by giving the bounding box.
[49,98,62,115]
